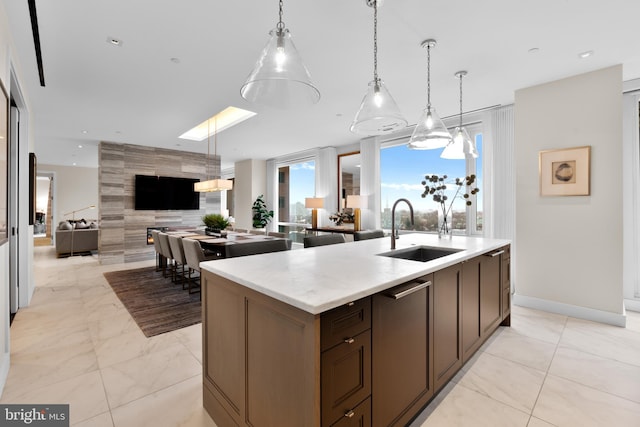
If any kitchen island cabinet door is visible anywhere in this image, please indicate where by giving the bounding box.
[433,264,463,391]
[372,274,433,427]
[481,250,503,337]
[461,257,482,363]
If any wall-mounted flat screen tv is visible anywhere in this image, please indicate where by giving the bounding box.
[134,175,200,210]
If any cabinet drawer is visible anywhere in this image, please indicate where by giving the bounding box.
[322,330,371,427]
[321,297,371,351]
[330,396,371,427]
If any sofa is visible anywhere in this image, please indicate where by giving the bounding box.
[55,220,99,256]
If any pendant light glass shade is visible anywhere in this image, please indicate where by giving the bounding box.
[240,2,320,109]
[408,39,452,149]
[408,107,451,149]
[351,0,407,135]
[441,70,478,160]
[351,79,407,135]
[441,126,478,159]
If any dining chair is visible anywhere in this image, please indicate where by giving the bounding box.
[354,229,385,241]
[168,235,188,288]
[303,234,346,248]
[233,228,248,233]
[249,229,266,235]
[151,230,164,271]
[157,232,175,279]
[182,238,219,295]
[267,231,286,238]
[225,239,292,258]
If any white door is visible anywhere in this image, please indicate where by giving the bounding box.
[9,105,19,314]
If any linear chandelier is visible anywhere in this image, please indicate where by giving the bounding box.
[194,118,233,192]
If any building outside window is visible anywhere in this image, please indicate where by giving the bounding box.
[380,124,483,235]
[277,160,316,243]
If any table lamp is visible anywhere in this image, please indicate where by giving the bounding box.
[346,195,365,231]
[305,197,324,229]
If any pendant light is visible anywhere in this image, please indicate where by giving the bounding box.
[408,39,452,149]
[194,118,233,192]
[350,0,407,135]
[240,0,320,109]
[441,71,479,159]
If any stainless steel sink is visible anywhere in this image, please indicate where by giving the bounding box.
[378,246,463,262]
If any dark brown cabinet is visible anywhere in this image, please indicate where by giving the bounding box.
[461,257,482,362]
[321,298,372,427]
[501,246,511,323]
[432,264,463,391]
[480,249,504,337]
[372,274,433,427]
[202,244,510,427]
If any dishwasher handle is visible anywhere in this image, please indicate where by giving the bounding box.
[386,279,431,300]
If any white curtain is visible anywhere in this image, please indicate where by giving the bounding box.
[360,136,381,230]
[316,147,338,227]
[265,159,278,232]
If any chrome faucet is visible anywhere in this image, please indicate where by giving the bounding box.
[391,198,414,250]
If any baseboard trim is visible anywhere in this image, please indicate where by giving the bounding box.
[624,298,640,313]
[513,294,626,327]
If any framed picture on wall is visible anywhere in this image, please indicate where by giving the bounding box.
[0,79,8,245]
[539,146,591,196]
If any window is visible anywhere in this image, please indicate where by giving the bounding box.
[380,125,483,235]
[277,160,315,243]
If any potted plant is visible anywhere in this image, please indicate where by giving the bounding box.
[202,213,230,235]
[252,195,274,229]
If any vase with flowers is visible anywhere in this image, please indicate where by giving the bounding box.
[421,174,479,237]
[328,211,354,226]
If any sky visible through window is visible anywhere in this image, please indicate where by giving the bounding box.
[288,161,315,218]
[381,135,483,214]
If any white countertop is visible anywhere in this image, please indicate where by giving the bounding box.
[200,233,510,315]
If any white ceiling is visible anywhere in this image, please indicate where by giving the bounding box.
[4,0,640,170]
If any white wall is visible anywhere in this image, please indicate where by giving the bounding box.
[514,65,624,325]
[38,164,99,227]
[0,0,35,395]
[234,159,267,230]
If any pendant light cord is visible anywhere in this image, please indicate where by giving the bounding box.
[277,0,285,32]
[206,120,211,181]
[373,0,378,85]
[426,43,431,109]
[458,73,463,128]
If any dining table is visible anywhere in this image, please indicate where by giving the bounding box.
[165,230,286,258]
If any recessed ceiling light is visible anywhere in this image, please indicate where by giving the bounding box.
[78,144,83,148]
[170,58,180,64]
[115,130,122,134]
[72,162,77,166]
[579,50,594,59]
[107,37,123,46]
[179,106,257,141]
[81,130,88,134]
[528,47,540,54]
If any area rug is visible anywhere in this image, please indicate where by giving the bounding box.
[103,266,201,337]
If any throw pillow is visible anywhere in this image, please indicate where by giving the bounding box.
[58,221,73,231]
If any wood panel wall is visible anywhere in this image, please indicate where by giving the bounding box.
[98,141,221,264]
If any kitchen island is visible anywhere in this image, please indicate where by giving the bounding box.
[200,233,511,427]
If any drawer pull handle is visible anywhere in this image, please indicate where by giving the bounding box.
[344,337,355,344]
[485,250,505,258]
[344,410,355,418]
[346,301,355,307]
[388,280,431,299]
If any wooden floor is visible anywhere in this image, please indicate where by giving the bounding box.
[34,236,52,246]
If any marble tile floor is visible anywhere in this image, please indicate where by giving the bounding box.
[0,246,639,426]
